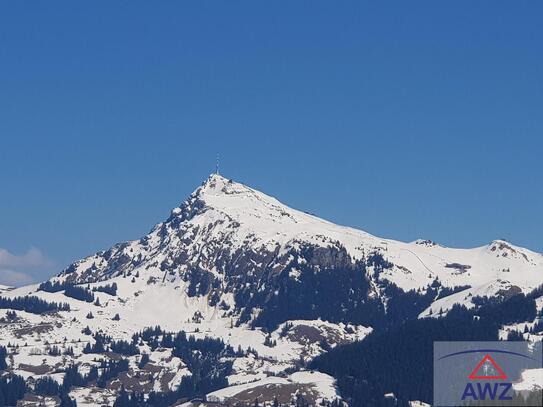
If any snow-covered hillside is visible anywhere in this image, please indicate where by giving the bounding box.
[53,174,543,308]
[0,173,542,405]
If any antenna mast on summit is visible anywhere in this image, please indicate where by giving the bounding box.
[215,153,220,175]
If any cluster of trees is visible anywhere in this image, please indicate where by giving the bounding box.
[169,331,233,396]
[27,360,125,404]
[132,325,164,343]
[96,359,130,388]
[110,339,139,356]
[83,332,110,354]
[0,295,70,314]
[1,349,58,405]
[61,359,128,396]
[533,318,543,333]
[506,317,543,340]
[434,284,471,300]
[113,388,182,407]
[264,334,277,347]
[93,283,118,296]
[112,389,346,407]
[0,345,7,370]
[380,279,473,329]
[39,280,106,303]
[263,395,345,407]
[113,387,145,407]
[528,283,543,299]
[108,326,238,406]
[137,353,150,369]
[237,247,385,330]
[34,376,61,396]
[379,280,439,328]
[232,246,472,332]
[131,326,168,350]
[507,330,525,341]
[38,280,68,293]
[81,331,139,356]
[311,293,538,406]
[366,252,394,271]
[64,285,95,302]
[48,345,62,356]
[63,363,95,389]
[4,310,17,321]
[279,322,293,337]
[0,374,26,406]
[474,294,537,324]
[76,325,237,404]
[32,376,78,405]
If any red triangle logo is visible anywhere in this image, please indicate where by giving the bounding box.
[468,354,508,380]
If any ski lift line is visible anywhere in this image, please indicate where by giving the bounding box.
[399,249,435,276]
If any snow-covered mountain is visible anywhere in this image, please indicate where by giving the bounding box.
[1,174,542,406]
[54,173,543,316]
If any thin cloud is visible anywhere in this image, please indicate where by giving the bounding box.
[0,247,54,287]
[0,247,53,269]
[0,269,34,287]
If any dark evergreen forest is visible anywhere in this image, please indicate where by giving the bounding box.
[310,293,539,407]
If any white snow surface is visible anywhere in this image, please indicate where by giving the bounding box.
[0,284,13,293]
[207,370,338,403]
[513,368,543,391]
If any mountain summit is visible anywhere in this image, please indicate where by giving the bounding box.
[51,174,542,326]
[2,174,542,406]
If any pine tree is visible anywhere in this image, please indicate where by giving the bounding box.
[138,353,150,369]
[0,346,7,370]
[113,385,129,407]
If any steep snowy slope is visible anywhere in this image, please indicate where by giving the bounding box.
[51,173,543,310]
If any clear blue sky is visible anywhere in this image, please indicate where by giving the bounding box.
[1,2,542,285]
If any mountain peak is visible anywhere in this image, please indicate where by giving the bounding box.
[194,174,286,215]
[206,172,229,183]
[200,172,235,194]
[54,175,542,298]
